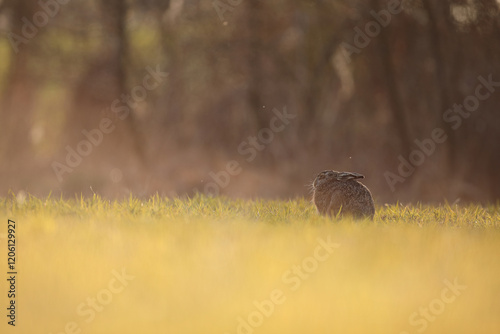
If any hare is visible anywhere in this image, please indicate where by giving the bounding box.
[312,170,375,219]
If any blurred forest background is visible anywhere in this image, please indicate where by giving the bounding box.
[0,0,499,203]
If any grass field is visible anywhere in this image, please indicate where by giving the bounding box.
[1,194,500,334]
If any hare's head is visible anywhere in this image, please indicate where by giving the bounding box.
[313,170,364,188]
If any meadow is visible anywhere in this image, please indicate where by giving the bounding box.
[1,194,499,334]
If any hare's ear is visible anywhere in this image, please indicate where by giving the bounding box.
[338,172,364,181]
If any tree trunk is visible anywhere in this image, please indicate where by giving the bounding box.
[246,0,267,130]
[422,0,457,173]
[0,1,39,174]
[372,0,412,158]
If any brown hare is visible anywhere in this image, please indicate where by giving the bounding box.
[312,170,375,219]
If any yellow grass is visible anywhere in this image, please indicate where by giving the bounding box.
[1,194,499,334]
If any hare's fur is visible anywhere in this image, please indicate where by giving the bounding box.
[312,170,375,219]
